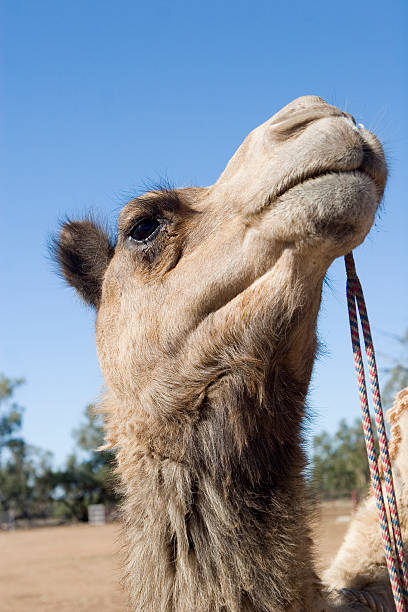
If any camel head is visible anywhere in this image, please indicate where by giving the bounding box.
[56,95,387,403]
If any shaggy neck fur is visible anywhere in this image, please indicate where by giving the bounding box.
[102,276,323,612]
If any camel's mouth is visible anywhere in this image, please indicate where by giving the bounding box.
[268,167,379,207]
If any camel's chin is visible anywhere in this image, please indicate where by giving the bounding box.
[304,170,379,231]
[273,170,379,251]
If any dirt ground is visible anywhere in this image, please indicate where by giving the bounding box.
[0,500,353,612]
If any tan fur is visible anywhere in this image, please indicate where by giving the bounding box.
[387,388,408,464]
[56,96,401,610]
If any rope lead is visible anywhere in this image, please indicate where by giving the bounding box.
[345,252,408,612]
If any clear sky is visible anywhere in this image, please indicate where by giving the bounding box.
[1,0,407,466]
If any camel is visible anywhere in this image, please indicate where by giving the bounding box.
[54,95,407,610]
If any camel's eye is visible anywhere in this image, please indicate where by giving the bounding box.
[129,217,161,242]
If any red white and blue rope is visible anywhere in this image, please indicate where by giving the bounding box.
[345,252,408,612]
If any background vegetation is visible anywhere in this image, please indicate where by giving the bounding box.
[0,375,118,525]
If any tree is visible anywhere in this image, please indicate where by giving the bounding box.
[311,418,370,499]
[0,376,119,523]
[0,375,24,458]
[73,403,107,453]
[0,374,53,519]
[0,374,25,512]
[46,405,119,521]
[0,439,53,518]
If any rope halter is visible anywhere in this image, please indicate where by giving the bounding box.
[345,252,408,612]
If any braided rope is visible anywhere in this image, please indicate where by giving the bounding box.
[341,587,387,612]
[345,252,408,612]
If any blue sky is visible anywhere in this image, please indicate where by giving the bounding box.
[1,0,407,465]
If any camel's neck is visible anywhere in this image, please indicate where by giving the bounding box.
[111,345,319,611]
[106,265,325,610]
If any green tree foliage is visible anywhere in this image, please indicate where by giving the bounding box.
[311,418,371,499]
[73,404,106,452]
[1,441,53,518]
[0,374,26,511]
[45,405,119,521]
[0,374,53,518]
[0,375,24,454]
[0,377,119,523]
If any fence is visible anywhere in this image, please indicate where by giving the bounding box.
[88,504,105,525]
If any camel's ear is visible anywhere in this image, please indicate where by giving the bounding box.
[53,219,114,308]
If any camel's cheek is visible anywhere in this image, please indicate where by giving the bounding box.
[96,276,163,401]
[95,296,125,397]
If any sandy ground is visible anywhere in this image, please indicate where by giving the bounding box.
[0,500,354,612]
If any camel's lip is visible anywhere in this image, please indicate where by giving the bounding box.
[268,168,377,206]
